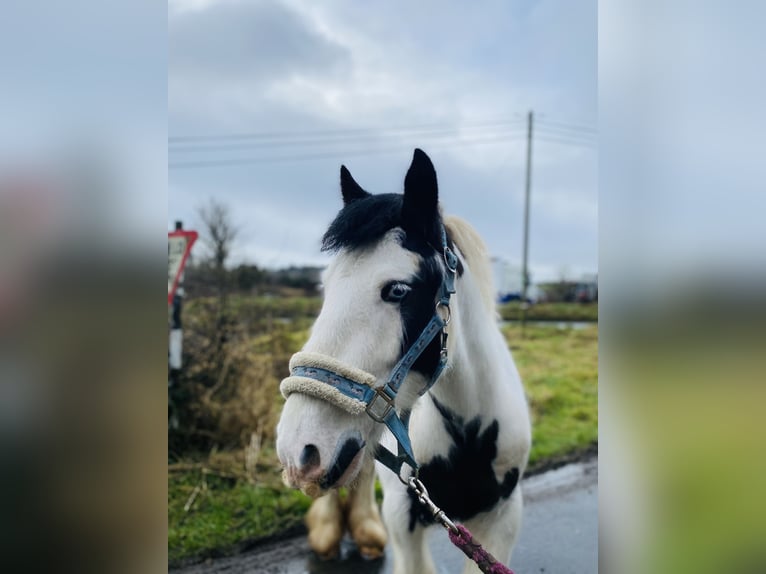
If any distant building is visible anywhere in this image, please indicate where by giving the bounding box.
[491,257,541,303]
[491,257,522,295]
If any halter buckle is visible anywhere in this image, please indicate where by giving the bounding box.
[366,386,395,422]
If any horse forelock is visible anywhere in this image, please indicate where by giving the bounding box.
[321,192,450,256]
[321,193,405,253]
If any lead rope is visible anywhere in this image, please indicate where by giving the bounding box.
[406,476,515,574]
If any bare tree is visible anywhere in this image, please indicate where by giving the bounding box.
[197,198,238,302]
[197,199,238,269]
[195,198,240,371]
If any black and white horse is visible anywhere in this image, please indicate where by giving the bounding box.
[276,149,531,574]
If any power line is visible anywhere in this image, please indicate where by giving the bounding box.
[169,125,528,154]
[169,133,528,169]
[169,118,527,144]
[168,133,596,169]
[167,115,598,168]
[535,133,598,148]
[536,125,597,141]
[169,117,596,147]
[536,118,597,135]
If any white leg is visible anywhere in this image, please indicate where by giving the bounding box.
[380,477,436,574]
[305,489,345,559]
[345,457,387,558]
[458,487,523,574]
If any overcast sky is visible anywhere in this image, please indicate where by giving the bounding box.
[169,0,597,283]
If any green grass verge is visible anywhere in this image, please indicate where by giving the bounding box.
[502,324,598,468]
[169,322,598,566]
[169,465,312,565]
[498,301,598,322]
[187,296,597,324]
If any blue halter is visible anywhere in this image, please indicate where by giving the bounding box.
[288,225,458,476]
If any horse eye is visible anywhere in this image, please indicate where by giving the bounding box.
[381,282,412,303]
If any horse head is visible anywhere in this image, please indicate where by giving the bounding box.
[276,149,456,496]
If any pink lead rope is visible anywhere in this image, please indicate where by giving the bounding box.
[448,523,515,574]
[406,476,515,574]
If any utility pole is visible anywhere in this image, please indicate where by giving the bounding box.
[521,110,533,334]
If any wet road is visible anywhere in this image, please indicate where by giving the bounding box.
[175,458,597,574]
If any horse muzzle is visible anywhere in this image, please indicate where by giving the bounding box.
[280,430,366,498]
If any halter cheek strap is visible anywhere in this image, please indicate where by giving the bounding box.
[279,225,458,476]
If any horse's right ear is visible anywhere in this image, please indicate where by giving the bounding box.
[340,165,370,205]
[402,148,440,244]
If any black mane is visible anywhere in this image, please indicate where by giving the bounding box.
[321,193,443,253]
[322,193,404,252]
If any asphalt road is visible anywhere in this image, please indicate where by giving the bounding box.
[175,457,597,574]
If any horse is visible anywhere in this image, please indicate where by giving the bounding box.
[276,149,531,574]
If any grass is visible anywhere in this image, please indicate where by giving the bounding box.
[502,324,598,469]
[168,458,311,565]
[498,301,598,322]
[169,317,598,567]
[187,295,597,324]
[604,318,766,573]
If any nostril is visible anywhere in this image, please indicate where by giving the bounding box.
[299,444,321,470]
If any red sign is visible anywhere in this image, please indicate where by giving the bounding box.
[168,230,198,304]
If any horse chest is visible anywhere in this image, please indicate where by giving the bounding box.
[407,396,520,531]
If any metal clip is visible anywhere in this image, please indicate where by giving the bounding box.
[407,476,458,534]
[440,331,449,361]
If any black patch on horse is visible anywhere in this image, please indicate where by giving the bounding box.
[320,192,464,276]
[408,396,519,531]
[399,254,443,377]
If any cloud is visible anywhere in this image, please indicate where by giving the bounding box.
[169,0,598,282]
[170,0,352,131]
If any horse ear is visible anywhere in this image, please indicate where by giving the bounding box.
[340,165,370,205]
[402,148,440,240]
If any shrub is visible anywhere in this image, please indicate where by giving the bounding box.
[169,299,302,455]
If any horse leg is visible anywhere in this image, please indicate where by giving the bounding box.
[458,488,524,574]
[344,457,387,559]
[380,482,436,574]
[305,490,345,559]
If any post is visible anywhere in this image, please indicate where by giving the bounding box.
[521,110,533,334]
[169,220,184,424]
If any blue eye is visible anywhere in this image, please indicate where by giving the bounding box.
[381,282,412,303]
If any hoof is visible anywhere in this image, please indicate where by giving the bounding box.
[349,516,387,560]
[306,494,345,560]
[307,521,344,560]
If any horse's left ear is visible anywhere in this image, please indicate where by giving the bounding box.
[402,148,440,242]
[340,165,370,205]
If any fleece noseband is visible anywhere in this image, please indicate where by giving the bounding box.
[280,225,458,475]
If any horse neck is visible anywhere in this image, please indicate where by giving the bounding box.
[431,263,502,406]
